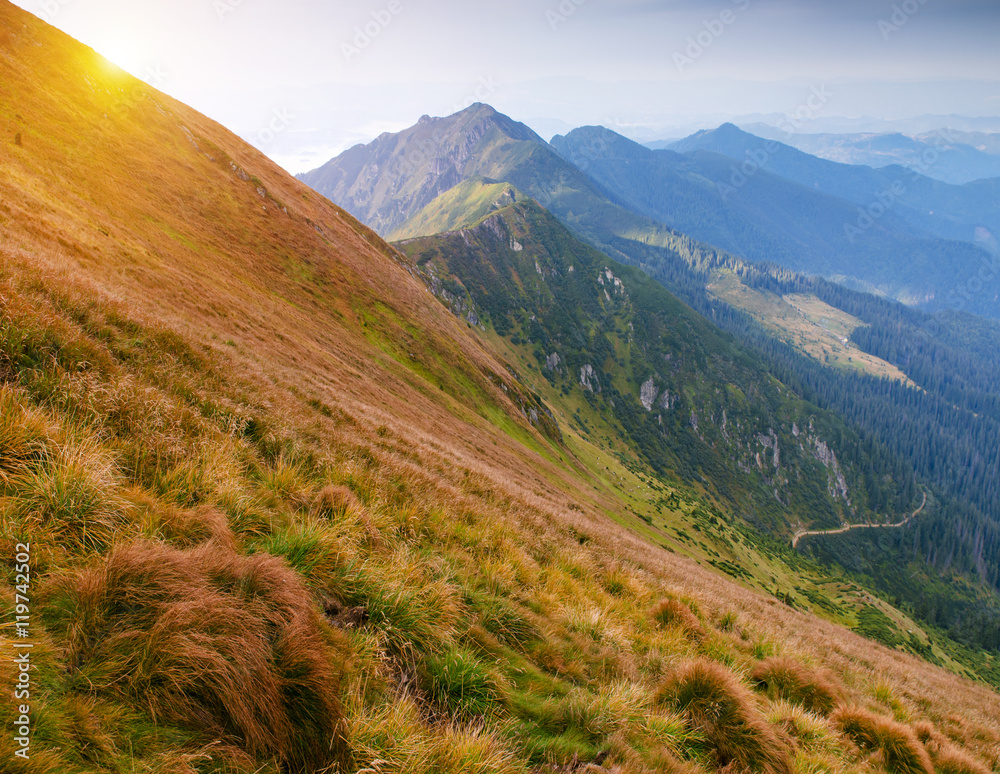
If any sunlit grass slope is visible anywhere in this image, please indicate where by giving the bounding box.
[0,3,999,774]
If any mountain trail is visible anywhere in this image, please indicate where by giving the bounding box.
[792,491,927,548]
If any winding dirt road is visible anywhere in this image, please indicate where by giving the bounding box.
[791,491,927,549]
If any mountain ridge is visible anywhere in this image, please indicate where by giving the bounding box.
[554,123,1000,315]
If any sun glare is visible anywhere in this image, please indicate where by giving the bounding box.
[91,36,145,79]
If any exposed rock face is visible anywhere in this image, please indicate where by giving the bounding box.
[580,364,601,393]
[640,377,658,411]
[545,352,562,371]
[755,428,780,470]
[597,267,625,295]
[813,437,850,502]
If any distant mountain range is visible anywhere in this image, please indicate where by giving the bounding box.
[301,107,1000,317]
[727,125,1000,185]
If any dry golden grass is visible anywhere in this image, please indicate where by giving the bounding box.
[750,656,844,715]
[832,705,933,774]
[651,597,707,640]
[45,538,349,773]
[657,658,793,774]
[1,3,1000,773]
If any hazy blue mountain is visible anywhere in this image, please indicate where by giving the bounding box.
[735,125,1000,185]
[554,124,1000,315]
[666,123,1000,244]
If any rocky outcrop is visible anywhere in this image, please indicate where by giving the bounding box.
[639,377,658,411]
[580,364,601,393]
[812,437,850,502]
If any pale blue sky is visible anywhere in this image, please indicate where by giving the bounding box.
[10,0,1000,172]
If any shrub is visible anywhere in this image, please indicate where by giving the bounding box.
[750,656,843,715]
[650,598,706,640]
[656,658,792,774]
[832,705,932,774]
[44,539,348,773]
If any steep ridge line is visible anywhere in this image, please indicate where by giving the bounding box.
[792,491,927,548]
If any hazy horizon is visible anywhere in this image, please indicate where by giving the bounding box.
[10,0,1000,172]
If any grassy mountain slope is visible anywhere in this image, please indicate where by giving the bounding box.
[396,193,914,535]
[393,176,525,239]
[303,106,1000,662]
[3,6,1000,774]
[392,186,1000,669]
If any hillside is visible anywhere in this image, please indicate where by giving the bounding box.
[394,182,1000,656]
[304,106,1000,662]
[397,192,914,535]
[3,5,1000,774]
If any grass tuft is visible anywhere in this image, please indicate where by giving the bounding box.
[913,721,993,774]
[650,598,706,640]
[13,440,128,552]
[750,656,843,715]
[832,705,932,774]
[44,539,349,773]
[421,646,507,720]
[313,482,362,519]
[656,658,792,774]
